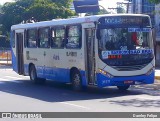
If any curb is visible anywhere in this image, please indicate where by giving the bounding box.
[0,63,12,66]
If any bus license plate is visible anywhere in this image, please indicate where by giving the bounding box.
[124,80,134,84]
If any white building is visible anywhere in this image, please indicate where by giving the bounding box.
[130,0,160,65]
[154,4,160,62]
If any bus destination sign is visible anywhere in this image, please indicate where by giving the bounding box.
[98,16,150,27]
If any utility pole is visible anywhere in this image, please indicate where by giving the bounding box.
[108,1,132,14]
[117,1,132,13]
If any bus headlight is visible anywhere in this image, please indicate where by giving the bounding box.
[99,69,114,78]
[146,67,155,75]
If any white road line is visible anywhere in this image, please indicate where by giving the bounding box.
[60,102,90,110]
[11,80,23,83]
[135,95,160,100]
[5,76,23,80]
[0,77,22,83]
[0,78,9,81]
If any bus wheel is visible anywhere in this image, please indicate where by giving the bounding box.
[29,65,45,84]
[71,70,82,91]
[117,85,130,91]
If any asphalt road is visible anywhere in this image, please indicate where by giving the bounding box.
[0,66,160,121]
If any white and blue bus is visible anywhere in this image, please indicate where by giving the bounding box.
[11,14,155,91]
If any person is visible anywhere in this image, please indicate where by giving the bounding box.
[116,32,127,50]
[131,32,138,45]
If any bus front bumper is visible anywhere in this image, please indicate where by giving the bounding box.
[96,71,155,88]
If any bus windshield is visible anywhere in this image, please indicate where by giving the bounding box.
[97,16,154,67]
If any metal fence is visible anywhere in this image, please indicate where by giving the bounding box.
[0,47,12,65]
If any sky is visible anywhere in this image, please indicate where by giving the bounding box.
[99,0,125,8]
[0,0,14,5]
[0,0,125,7]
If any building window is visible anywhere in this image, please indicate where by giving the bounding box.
[51,26,65,48]
[38,28,49,48]
[27,29,37,48]
[66,25,82,49]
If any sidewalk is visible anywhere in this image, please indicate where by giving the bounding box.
[155,69,160,82]
[0,60,12,66]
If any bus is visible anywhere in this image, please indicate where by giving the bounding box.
[11,14,155,91]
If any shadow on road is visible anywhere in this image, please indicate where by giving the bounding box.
[0,79,159,108]
[109,99,160,108]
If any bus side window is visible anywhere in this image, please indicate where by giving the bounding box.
[38,27,50,48]
[26,29,37,48]
[51,26,65,49]
[66,24,82,49]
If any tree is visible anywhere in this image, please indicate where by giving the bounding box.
[1,0,74,34]
[149,0,160,4]
[117,7,125,13]
[51,0,73,8]
[25,0,74,21]
[0,4,2,13]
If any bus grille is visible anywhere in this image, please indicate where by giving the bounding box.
[111,64,148,71]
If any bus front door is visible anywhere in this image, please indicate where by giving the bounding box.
[16,33,24,75]
[85,29,96,85]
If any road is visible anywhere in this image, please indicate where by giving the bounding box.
[0,66,160,121]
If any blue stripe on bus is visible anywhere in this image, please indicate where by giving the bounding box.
[24,64,88,86]
[11,49,18,73]
[24,64,154,88]
[97,72,154,87]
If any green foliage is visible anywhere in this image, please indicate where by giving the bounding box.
[149,0,160,4]
[50,0,73,8]
[117,7,125,13]
[85,9,110,16]
[0,0,75,34]
[0,4,2,13]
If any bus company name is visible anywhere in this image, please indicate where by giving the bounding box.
[102,49,153,59]
[66,52,77,57]
[128,28,151,32]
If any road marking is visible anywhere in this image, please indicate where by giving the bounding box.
[135,95,160,100]
[0,77,23,83]
[12,80,23,83]
[0,78,9,81]
[5,76,23,80]
[60,102,90,110]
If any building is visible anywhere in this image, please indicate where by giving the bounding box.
[130,0,155,25]
[155,3,160,63]
[130,0,160,65]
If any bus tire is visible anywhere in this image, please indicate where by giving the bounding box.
[29,65,45,84]
[117,85,130,91]
[71,70,82,91]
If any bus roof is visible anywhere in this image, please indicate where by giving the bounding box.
[11,14,150,30]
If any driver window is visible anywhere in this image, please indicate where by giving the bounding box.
[100,29,117,50]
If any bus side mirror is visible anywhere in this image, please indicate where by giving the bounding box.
[96,29,101,40]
